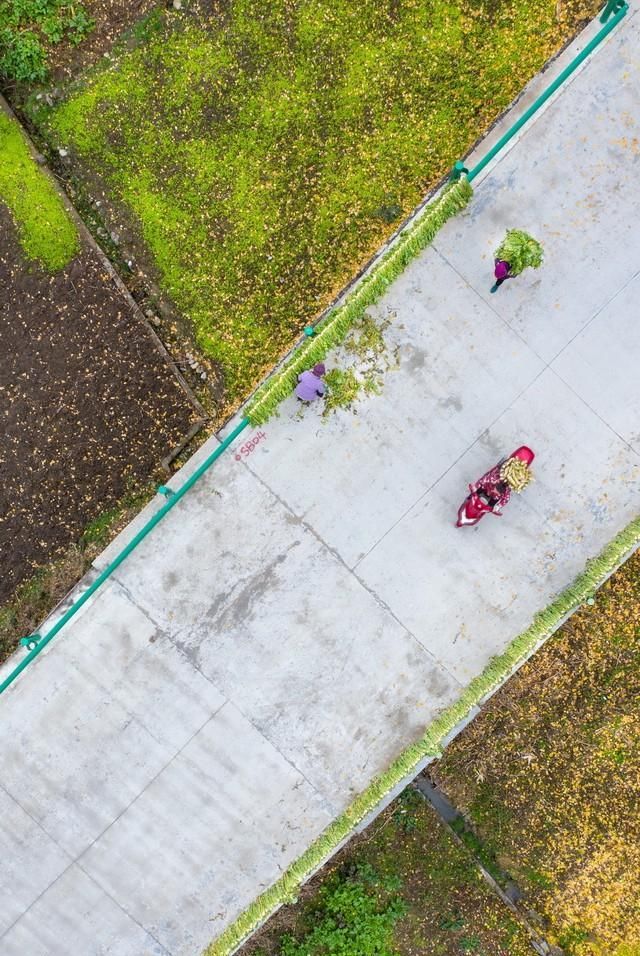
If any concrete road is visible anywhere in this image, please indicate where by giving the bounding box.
[1,11,639,955]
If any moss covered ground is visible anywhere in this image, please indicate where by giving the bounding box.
[43,0,599,411]
[0,108,78,270]
[238,788,533,956]
[433,550,640,956]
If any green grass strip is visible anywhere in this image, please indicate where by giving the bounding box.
[204,512,640,956]
[245,177,473,426]
[0,111,79,271]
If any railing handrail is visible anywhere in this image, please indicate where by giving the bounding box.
[0,418,250,694]
[464,1,629,182]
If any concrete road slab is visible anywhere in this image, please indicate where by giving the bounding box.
[357,369,640,682]
[1,865,168,956]
[54,581,227,752]
[165,526,460,798]
[0,789,70,936]
[79,703,333,956]
[244,247,543,567]
[102,458,459,799]
[0,593,175,857]
[552,271,640,454]
[433,18,640,363]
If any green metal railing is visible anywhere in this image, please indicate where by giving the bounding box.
[451,0,629,184]
[0,418,250,694]
[0,1,630,697]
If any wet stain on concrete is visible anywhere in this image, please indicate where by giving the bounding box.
[207,542,301,630]
[439,394,463,412]
[402,344,427,373]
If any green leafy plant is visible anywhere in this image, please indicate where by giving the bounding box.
[0,27,46,82]
[278,868,405,956]
[494,229,544,276]
[323,368,362,416]
[392,786,423,833]
[459,935,482,952]
[0,0,94,83]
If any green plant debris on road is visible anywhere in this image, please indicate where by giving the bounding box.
[0,110,78,269]
[238,788,533,956]
[47,0,599,410]
[433,549,640,956]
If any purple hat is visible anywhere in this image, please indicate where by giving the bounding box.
[312,363,326,377]
[494,260,510,280]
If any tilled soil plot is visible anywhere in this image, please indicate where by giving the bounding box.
[0,202,197,605]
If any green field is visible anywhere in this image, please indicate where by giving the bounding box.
[46,0,598,408]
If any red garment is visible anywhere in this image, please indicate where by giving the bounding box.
[470,462,511,510]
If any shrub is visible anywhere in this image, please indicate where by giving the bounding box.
[278,868,405,956]
[0,0,94,84]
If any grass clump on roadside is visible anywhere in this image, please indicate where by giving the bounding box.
[0,0,93,83]
[238,787,532,956]
[47,0,600,411]
[0,110,78,269]
[433,549,640,955]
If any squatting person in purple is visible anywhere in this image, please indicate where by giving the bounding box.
[295,362,327,403]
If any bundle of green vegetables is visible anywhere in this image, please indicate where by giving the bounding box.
[494,229,544,275]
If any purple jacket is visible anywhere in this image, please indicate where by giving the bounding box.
[295,370,326,401]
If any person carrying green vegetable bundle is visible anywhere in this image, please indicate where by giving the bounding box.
[491,229,544,293]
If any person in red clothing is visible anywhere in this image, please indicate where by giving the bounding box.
[469,461,511,514]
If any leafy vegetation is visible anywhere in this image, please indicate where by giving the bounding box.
[278,866,405,956]
[0,0,93,83]
[434,549,640,955]
[323,367,361,415]
[0,109,78,269]
[47,0,599,411]
[494,228,544,275]
[240,789,532,956]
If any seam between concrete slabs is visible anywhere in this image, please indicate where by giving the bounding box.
[0,781,75,940]
[548,265,640,367]
[240,460,465,693]
[545,365,640,463]
[431,245,551,366]
[77,864,174,956]
[0,782,171,954]
[108,571,340,816]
